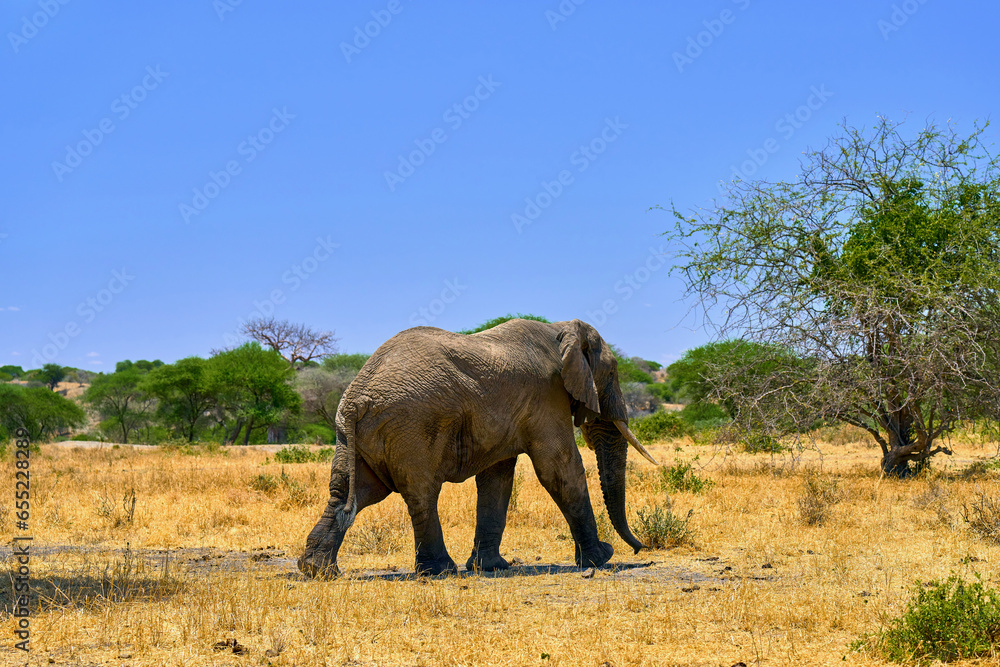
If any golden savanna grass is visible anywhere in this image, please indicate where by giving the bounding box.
[4,430,1000,666]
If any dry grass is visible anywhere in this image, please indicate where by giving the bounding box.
[3,436,1000,665]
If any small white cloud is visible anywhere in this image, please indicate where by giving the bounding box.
[11,351,20,356]
[7,306,19,311]
[86,351,100,357]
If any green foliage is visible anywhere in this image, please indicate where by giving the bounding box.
[645,360,662,371]
[646,383,673,403]
[84,366,152,444]
[611,347,654,384]
[459,313,550,335]
[851,574,1000,663]
[667,119,1000,474]
[659,460,713,494]
[292,422,336,445]
[739,432,788,454]
[321,353,370,374]
[680,401,730,430]
[0,365,25,379]
[141,357,216,442]
[0,372,11,382]
[38,363,66,390]
[272,444,335,464]
[635,498,694,549]
[209,342,301,445]
[0,383,86,442]
[629,411,690,442]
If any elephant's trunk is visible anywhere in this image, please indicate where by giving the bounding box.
[583,419,647,554]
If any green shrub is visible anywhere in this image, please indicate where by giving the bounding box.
[851,574,1000,663]
[630,411,689,442]
[680,402,730,430]
[739,432,788,454]
[659,460,713,494]
[273,444,335,464]
[458,313,550,335]
[274,445,317,464]
[646,383,673,403]
[635,499,694,549]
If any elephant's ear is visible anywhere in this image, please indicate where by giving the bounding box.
[559,321,601,421]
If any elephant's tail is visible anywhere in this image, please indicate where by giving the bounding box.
[333,399,363,532]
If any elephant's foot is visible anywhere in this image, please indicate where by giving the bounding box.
[414,554,458,576]
[298,553,341,579]
[575,540,614,568]
[466,551,510,572]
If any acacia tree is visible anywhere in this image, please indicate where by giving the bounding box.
[241,317,338,367]
[141,357,217,442]
[208,343,301,446]
[83,366,154,443]
[668,118,1000,476]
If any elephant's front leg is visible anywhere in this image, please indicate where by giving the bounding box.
[403,486,457,576]
[466,457,517,572]
[529,438,613,569]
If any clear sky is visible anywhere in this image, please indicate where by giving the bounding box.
[2,0,996,371]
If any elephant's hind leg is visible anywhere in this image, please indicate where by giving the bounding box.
[467,457,517,572]
[298,456,391,578]
[402,484,457,576]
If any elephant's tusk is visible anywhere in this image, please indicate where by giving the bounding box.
[614,421,659,466]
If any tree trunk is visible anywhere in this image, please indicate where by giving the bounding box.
[225,420,244,446]
[268,422,288,444]
[242,418,254,446]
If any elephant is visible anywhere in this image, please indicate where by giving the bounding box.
[298,318,658,577]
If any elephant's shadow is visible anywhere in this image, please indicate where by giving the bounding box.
[321,560,656,582]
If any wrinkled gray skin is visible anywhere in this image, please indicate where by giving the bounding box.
[298,318,650,577]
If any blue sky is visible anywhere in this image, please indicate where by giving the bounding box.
[2,0,996,371]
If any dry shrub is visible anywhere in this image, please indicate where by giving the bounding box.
[961,487,1000,545]
[634,496,694,549]
[913,479,953,527]
[797,474,840,526]
[96,487,137,528]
